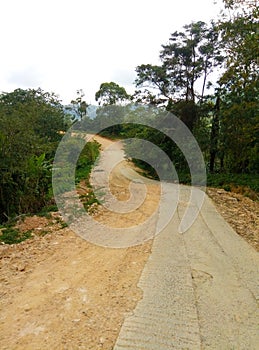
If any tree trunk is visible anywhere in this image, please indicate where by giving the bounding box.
[209,96,220,173]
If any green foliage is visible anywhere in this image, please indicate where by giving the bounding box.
[0,227,32,245]
[76,141,101,212]
[68,89,89,120]
[38,204,58,218]
[75,141,100,182]
[79,193,100,212]
[216,5,259,173]
[91,104,126,136]
[170,100,198,131]
[135,21,222,106]
[54,216,69,229]
[206,173,259,192]
[53,137,100,212]
[0,88,70,223]
[207,173,259,200]
[95,82,130,106]
[135,65,170,104]
[122,122,190,179]
[0,2,258,228]
[131,11,258,176]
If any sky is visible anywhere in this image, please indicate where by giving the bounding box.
[0,0,224,104]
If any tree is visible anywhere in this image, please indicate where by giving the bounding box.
[0,88,68,222]
[134,21,223,131]
[69,89,89,120]
[95,82,130,105]
[161,21,208,102]
[220,0,258,13]
[134,64,171,103]
[133,12,258,174]
[0,88,66,146]
[209,95,221,172]
[135,21,222,105]
[215,2,259,172]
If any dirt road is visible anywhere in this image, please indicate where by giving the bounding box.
[0,135,258,349]
[0,135,160,350]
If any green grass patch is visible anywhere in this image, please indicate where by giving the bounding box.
[79,193,100,211]
[0,227,32,245]
[75,141,100,183]
[54,216,69,229]
[206,173,259,191]
[133,161,258,201]
[75,141,101,212]
[206,173,259,200]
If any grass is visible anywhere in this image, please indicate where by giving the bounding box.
[176,172,258,200]
[206,173,259,200]
[38,204,58,215]
[75,141,101,212]
[135,162,259,201]
[0,227,32,245]
[54,216,69,229]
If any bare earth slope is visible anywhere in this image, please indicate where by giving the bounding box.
[0,135,258,349]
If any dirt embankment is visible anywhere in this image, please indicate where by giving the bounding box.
[207,188,259,252]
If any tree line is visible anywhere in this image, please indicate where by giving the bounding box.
[0,0,258,224]
[92,0,258,176]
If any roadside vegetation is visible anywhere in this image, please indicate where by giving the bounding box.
[0,88,100,243]
[0,138,100,244]
[0,0,258,243]
[92,1,258,200]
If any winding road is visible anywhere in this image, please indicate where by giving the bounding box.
[0,135,258,349]
[90,136,259,349]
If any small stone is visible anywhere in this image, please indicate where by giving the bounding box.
[99,337,105,344]
[72,318,81,323]
[17,264,26,272]
[24,305,31,312]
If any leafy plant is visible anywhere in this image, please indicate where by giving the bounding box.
[0,227,32,245]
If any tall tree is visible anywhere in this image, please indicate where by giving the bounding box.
[135,21,222,105]
[216,1,259,172]
[161,21,208,102]
[95,82,130,106]
[134,21,223,131]
[69,89,89,120]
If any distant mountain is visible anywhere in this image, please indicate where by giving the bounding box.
[63,104,98,120]
[87,105,98,119]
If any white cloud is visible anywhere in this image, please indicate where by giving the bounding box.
[0,0,224,103]
[7,66,43,88]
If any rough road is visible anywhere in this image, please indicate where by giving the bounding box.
[0,135,258,349]
[114,187,259,349]
[92,136,259,349]
[90,136,259,349]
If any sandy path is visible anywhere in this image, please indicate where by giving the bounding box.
[0,135,160,350]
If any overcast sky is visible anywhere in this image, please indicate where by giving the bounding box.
[1,0,224,104]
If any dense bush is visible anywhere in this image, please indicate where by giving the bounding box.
[0,88,69,223]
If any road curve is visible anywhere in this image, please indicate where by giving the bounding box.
[113,182,259,349]
[89,135,259,349]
